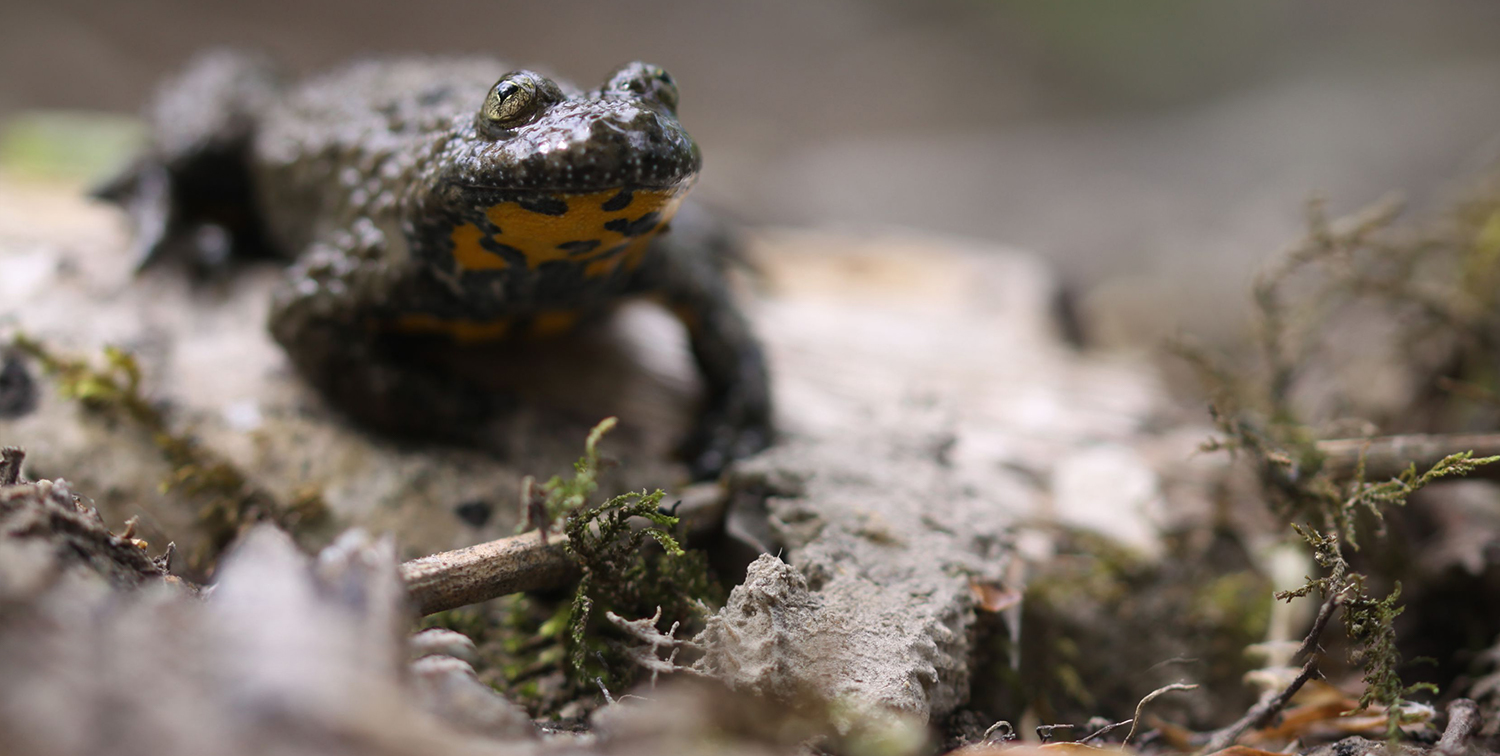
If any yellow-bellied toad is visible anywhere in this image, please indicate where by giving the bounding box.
[98,50,771,479]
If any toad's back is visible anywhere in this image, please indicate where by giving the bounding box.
[251,59,505,257]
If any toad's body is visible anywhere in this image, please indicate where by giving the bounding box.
[102,51,771,477]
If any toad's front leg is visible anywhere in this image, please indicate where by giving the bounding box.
[635,209,774,479]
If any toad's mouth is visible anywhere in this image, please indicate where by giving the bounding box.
[447,185,689,278]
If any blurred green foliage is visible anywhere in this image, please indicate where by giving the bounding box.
[0,110,142,181]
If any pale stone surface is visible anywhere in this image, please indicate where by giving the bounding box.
[0,178,1180,561]
[0,175,1199,730]
[1050,443,1167,557]
[686,230,1192,726]
[410,654,537,740]
[0,508,537,755]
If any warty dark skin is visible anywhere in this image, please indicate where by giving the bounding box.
[99,50,772,478]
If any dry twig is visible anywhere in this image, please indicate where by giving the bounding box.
[1125,683,1198,746]
[1081,718,1133,744]
[605,607,703,687]
[399,483,727,616]
[1318,433,1500,482]
[981,721,1016,744]
[401,530,576,615]
[1034,724,1074,743]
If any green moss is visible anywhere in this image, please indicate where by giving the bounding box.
[421,596,575,716]
[11,334,331,570]
[1177,188,1500,741]
[0,110,144,182]
[421,605,491,640]
[554,418,722,690]
[424,419,722,716]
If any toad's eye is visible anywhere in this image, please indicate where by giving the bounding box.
[477,71,562,135]
[603,62,679,114]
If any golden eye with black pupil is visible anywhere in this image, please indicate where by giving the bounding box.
[486,79,532,123]
[476,71,561,136]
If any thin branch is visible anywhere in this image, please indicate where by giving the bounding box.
[1293,586,1342,661]
[400,482,728,616]
[1206,655,1320,755]
[1124,683,1198,746]
[1318,433,1500,481]
[401,529,577,616]
[1035,724,1073,743]
[981,721,1016,744]
[1080,718,1133,744]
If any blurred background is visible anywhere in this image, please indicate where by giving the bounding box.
[4,0,1500,347]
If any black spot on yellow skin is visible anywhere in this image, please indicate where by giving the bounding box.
[515,194,569,216]
[600,189,633,212]
[604,212,661,237]
[452,187,686,276]
[450,223,509,271]
[558,240,601,256]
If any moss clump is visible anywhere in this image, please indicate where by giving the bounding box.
[10,334,331,570]
[552,418,721,692]
[1177,189,1500,740]
[428,418,721,716]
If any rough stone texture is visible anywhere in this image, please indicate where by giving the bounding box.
[0,177,1194,566]
[0,495,841,755]
[0,175,1208,734]
[0,516,555,756]
[685,230,1201,727]
[695,549,984,727]
[0,461,171,599]
[410,654,537,740]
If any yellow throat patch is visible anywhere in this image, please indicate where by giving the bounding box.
[449,187,687,278]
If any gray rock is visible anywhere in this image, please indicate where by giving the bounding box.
[694,423,1014,728]
[411,627,481,663]
[0,453,170,598]
[1,177,1190,743]
[0,518,545,756]
[687,231,1180,728]
[410,655,537,740]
